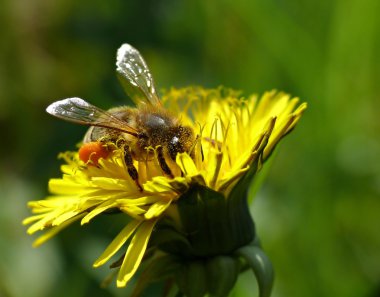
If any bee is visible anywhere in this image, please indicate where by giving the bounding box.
[46,44,195,190]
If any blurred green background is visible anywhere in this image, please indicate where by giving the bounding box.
[1,0,379,296]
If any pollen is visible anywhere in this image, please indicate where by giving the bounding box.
[78,142,111,165]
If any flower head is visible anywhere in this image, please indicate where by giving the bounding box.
[24,44,306,297]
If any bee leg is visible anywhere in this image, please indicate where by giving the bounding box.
[123,145,143,191]
[156,146,174,178]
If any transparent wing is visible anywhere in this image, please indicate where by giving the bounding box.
[116,43,162,107]
[46,98,138,136]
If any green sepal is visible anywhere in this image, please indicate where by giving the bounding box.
[206,255,240,297]
[176,260,207,297]
[175,185,255,257]
[235,244,274,297]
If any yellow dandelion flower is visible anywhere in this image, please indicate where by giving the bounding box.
[24,44,306,297]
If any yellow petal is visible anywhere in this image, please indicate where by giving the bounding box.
[32,214,85,247]
[27,196,77,210]
[176,153,198,176]
[216,167,249,194]
[90,177,134,191]
[27,210,63,234]
[117,196,162,206]
[117,219,157,287]
[93,220,142,267]
[208,151,223,189]
[48,178,88,195]
[81,200,118,225]
[144,198,173,219]
[52,210,80,226]
[119,205,146,218]
[22,214,47,225]
[143,177,177,193]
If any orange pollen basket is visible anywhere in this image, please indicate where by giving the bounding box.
[78,142,111,166]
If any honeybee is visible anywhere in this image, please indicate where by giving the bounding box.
[46,44,195,190]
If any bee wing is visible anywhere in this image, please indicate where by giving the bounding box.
[116,43,162,107]
[46,97,138,136]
